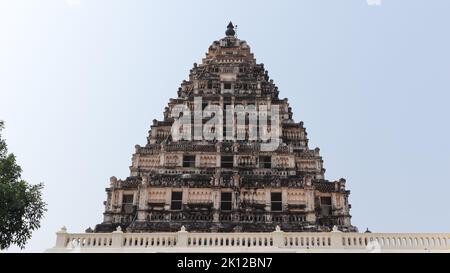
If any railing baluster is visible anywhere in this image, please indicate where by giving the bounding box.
[50,231,450,252]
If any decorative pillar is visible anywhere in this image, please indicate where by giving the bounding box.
[265,188,271,212]
[164,188,171,210]
[212,190,220,222]
[272,225,285,248]
[112,226,124,248]
[177,226,189,247]
[182,187,189,205]
[282,188,288,211]
[137,180,149,221]
[55,226,68,248]
[330,226,343,249]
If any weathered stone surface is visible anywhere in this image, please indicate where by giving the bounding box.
[95,23,357,233]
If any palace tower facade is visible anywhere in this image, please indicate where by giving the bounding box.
[95,23,357,233]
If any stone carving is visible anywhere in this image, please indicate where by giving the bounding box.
[94,23,357,233]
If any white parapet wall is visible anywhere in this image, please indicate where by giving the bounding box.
[46,226,450,253]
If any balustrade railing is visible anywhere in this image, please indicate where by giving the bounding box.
[47,226,450,253]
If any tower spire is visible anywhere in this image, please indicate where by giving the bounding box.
[225,21,235,37]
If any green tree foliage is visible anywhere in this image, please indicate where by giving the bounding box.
[0,121,47,250]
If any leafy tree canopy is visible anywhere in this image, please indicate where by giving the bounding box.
[0,121,47,250]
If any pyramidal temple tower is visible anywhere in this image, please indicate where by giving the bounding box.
[95,23,357,233]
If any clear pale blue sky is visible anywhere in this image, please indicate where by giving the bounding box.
[1,0,449,252]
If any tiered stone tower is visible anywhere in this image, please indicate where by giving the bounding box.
[95,23,357,233]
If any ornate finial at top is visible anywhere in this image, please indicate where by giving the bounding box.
[225,21,235,37]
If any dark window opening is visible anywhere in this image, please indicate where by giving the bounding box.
[222,124,226,138]
[171,191,183,210]
[224,83,232,90]
[183,155,196,168]
[122,194,134,204]
[221,156,234,168]
[260,156,272,168]
[320,196,332,216]
[320,197,332,205]
[223,103,232,138]
[221,192,232,211]
[271,192,282,212]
